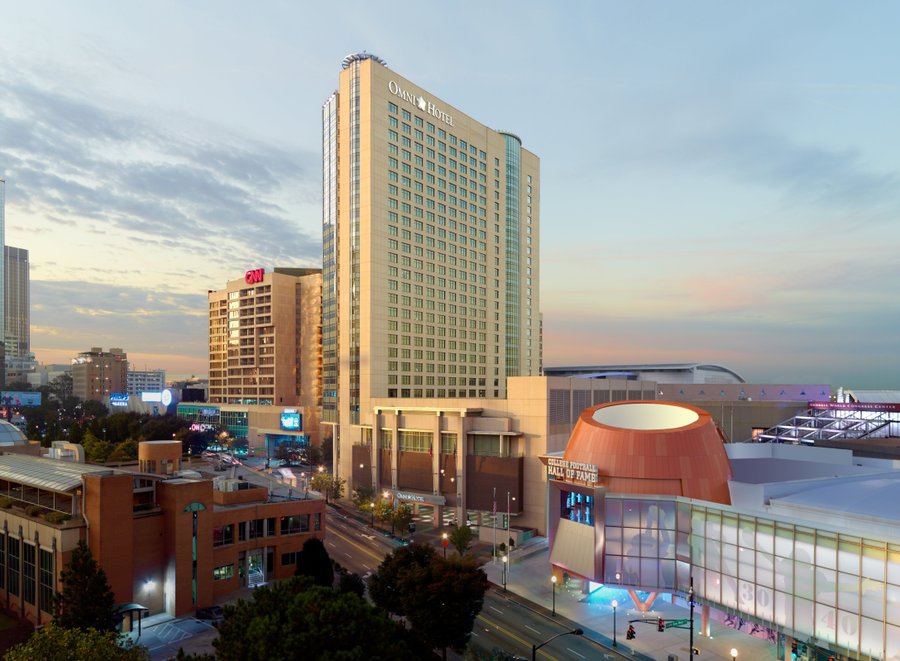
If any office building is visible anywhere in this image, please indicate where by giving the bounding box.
[126,368,166,396]
[4,246,33,383]
[323,52,541,481]
[207,267,322,448]
[71,347,128,402]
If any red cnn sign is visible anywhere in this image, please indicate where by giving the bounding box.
[244,268,264,284]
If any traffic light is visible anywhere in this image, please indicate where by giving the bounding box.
[626,625,636,640]
[692,647,699,655]
[657,617,665,632]
[791,640,798,659]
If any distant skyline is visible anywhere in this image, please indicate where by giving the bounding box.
[1,1,899,388]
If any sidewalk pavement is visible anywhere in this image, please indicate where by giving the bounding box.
[482,544,779,661]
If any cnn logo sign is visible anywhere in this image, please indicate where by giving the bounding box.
[244,268,265,284]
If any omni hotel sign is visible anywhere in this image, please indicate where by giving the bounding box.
[547,457,599,485]
[388,81,454,127]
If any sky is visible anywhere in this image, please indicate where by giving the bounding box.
[1,1,899,388]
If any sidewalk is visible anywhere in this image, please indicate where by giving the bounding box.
[482,548,779,661]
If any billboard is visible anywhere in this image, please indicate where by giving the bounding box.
[0,392,41,407]
[280,410,302,431]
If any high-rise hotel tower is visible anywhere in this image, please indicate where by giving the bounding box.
[322,53,541,464]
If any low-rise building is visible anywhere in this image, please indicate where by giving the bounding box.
[0,435,325,625]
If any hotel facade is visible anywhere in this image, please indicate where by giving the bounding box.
[322,53,541,494]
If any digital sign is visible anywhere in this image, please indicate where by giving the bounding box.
[110,393,130,407]
[0,392,41,407]
[280,410,302,431]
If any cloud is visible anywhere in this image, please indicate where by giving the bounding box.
[0,75,323,280]
[30,280,207,361]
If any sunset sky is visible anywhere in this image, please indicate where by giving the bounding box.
[1,1,898,387]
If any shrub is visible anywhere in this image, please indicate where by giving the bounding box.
[25,505,44,517]
[43,511,71,524]
[0,496,14,509]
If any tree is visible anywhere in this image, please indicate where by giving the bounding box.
[338,571,366,598]
[374,499,395,532]
[448,524,474,555]
[212,576,420,661]
[391,503,414,537]
[80,400,109,418]
[352,485,375,510]
[4,623,149,661]
[81,431,114,464]
[107,439,139,463]
[309,472,345,503]
[54,540,118,631]
[369,543,488,659]
[294,537,334,587]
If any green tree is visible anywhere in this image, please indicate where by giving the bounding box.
[4,623,149,661]
[212,576,419,661]
[54,540,118,631]
[352,485,375,510]
[448,524,474,555]
[338,571,366,598]
[294,537,334,587]
[81,431,114,464]
[391,503,414,537]
[107,439,139,463]
[369,544,488,659]
[374,499,395,532]
[309,472,345,503]
[80,400,109,418]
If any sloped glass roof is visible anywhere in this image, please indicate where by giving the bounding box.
[0,454,114,493]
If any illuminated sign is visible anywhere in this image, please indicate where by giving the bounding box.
[200,408,218,418]
[190,423,216,433]
[141,392,162,403]
[547,457,599,484]
[0,392,41,407]
[809,401,900,413]
[244,268,265,284]
[110,393,130,407]
[388,81,454,126]
[280,410,302,431]
[161,389,173,406]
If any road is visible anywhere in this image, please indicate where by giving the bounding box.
[323,507,630,661]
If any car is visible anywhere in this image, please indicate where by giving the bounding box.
[195,605,224,625]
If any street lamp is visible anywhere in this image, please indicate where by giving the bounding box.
[501,554,508,592]
[442,532,448,558]
[689,576,696,657]
[731,648,738,661]
[611,599,618,647]
[551,575,557,617]
[370,501,375,527]
[531,628,583,661]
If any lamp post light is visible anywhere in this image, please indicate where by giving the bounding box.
[370,501,375,527]
[611,599,618,647]
[731,648,738,661]
[441,532,448,558]
[689,576,696,657]
[492,487,497,563]
[501,554,508,592]
[531,628,584,661]
[551,575,557,617]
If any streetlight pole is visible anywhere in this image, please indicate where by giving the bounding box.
[442,532,448,558]
[492,487,497,562]
[611,599,618,647]
[501,555,508,592]
[370,502,375,527]
[689,576,695,656]
[551,575,557,617]
[531,628,584,661]
[731,647,738,661]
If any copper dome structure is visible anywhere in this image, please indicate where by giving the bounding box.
[564,400,732,504]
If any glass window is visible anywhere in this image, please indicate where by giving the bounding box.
[213,564,234,581]
[213,525,234,547]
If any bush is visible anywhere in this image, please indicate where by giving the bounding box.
[43,511,71,524]
[0,496,14,509]
[25,505,44,517]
